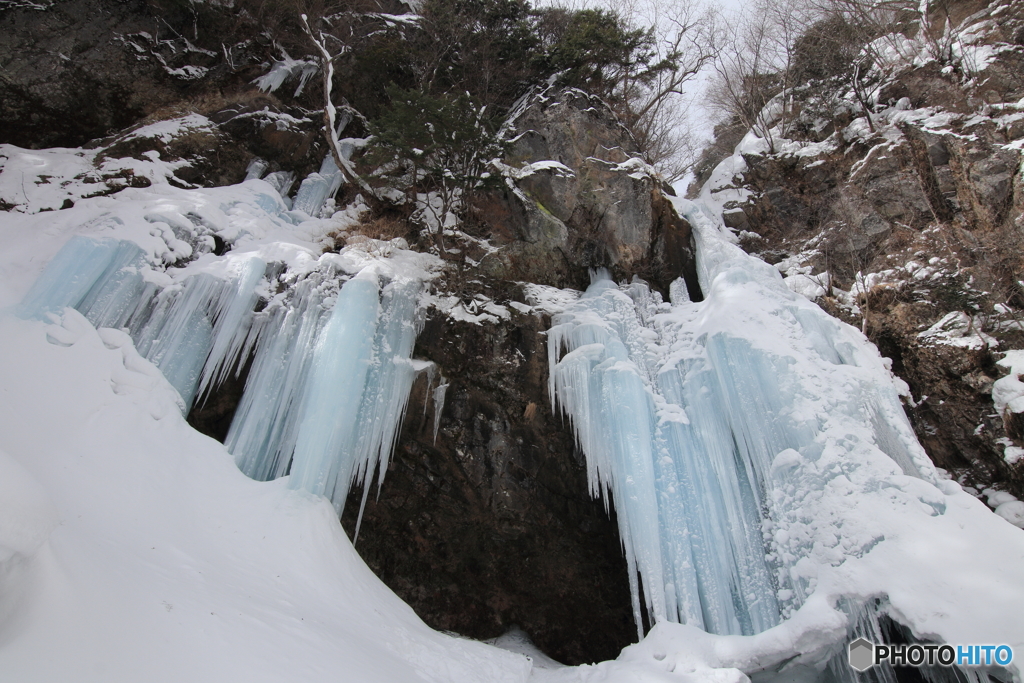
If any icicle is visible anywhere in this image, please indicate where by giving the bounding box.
[548,272,780,637]
[287,271,381,511]
[228,271,337,482]
[420,362,437,420]
[432,379,448,444]
[244,158,269,181]
[226,266,426,523]
[195,256,267,402]
[351,278,423,538]
[130,274,224,407]
[292,156,343,217]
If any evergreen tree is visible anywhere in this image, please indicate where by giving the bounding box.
[369,87,508,252]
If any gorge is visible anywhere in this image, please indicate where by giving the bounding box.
[2,0,1024,682]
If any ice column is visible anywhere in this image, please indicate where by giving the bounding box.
[293,155,344,217]
[227,270,424,518]
[549,276,780,638]
[288,273,381,507]
[17,235,267,409]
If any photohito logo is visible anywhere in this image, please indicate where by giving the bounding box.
[848,638,1014,672]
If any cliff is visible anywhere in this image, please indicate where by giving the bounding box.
[692,0,1024,510]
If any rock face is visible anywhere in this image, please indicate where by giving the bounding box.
[1,0,231,148]
[468,89,701,299]
[0,0,325,183]
[340,91,704,664]
[694,9,1024,498]
[341,284,636,665]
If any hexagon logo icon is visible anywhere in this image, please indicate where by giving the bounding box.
[849,638,876,672]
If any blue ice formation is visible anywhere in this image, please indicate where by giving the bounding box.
[548,199,930,643]
[293,156,345,217]
[18,235,266,407]
[17,222,424,520]
[549,274,780,638]
[230,270,424,517]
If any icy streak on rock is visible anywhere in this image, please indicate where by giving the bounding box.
[432,379,449,445]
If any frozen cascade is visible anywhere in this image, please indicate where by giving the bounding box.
[549,277,780,638]
[226,269,425,521]
[280,273,424,517]
[548,197,937,649]
[17,209,427,521]
[288,274,381,508]
[16,235,267,407]
[18,236,148,328]
[293,155,344,217]
[132,260,267,408]
[226,267,335,483]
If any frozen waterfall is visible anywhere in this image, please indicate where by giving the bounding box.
[229,270,424,517]
[15,196,426,520]
[18,235,267,408]
[548,198,941,656]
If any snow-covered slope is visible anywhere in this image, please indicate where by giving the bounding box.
[0,312,528,683]
[2,126,1024,683]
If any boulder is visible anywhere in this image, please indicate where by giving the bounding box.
[472,88,699,297]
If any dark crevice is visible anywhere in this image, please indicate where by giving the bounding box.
[338,311,638,666]
[186,353,253,443]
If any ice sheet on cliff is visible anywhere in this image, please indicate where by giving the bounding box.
[544,196,1024,682]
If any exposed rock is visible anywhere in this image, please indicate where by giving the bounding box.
[864,297,1016,491]
[341,283,637,665]
[945,137,1019,231]
[877,61,972,114]
[211,101,324,174]
[0,0,271,148]
[469,89,700,298]
[850,141,933,229]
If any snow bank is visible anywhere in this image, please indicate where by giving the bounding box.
[0,314,529,682]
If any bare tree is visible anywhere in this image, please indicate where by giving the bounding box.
[707,6,788,153]
[550,0,721,182]
[608,0,720,181]
[796,0,950,66]
[299,9,380,196]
